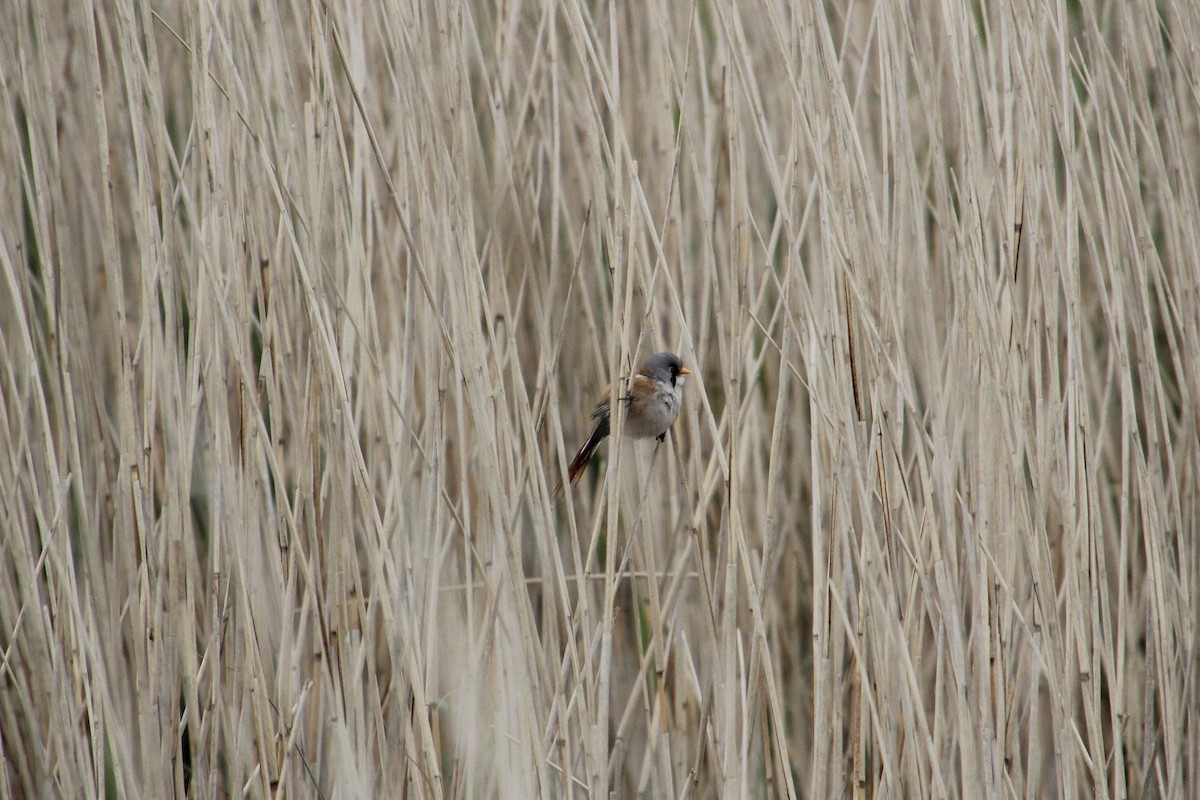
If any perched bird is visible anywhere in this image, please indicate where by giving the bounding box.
[554,352,691,496]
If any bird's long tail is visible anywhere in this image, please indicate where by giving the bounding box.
[553,414,611,497]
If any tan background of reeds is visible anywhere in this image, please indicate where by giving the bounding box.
[1,1,1197,797]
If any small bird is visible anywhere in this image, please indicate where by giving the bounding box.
[555,352,691,496]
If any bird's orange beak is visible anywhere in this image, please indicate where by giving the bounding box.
[679,367,692,375]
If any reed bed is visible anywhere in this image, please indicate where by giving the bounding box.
[1,0,1197,797]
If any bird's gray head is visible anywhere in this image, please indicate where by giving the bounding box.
[641,352,691,386]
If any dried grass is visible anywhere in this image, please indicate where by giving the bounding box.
[1,1,1197,797]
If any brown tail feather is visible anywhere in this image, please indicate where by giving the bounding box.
[553,415,611,497]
